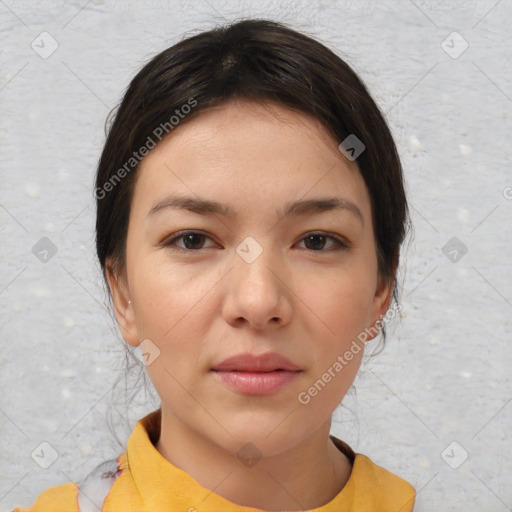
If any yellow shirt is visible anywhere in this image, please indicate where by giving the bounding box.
[13,409,416,512]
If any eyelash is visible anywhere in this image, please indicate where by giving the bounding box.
[161,230,349,254]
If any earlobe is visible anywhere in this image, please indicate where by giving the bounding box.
[105,260,140,347]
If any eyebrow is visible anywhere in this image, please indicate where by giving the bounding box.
[147,194,364,225]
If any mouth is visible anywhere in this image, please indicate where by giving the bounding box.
[210,352,302,395]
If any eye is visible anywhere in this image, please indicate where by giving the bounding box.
[162,230,217,252]
[161,230,349,253]
[296,232,348,252]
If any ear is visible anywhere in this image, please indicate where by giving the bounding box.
[105,258,140,347]
[366,254,399,342]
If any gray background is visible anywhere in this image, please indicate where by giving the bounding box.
[1,1,511,511]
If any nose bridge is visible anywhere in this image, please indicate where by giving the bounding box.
[234,234,279,288]
[227,233,290,326]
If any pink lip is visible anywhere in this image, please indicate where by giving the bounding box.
[212,370,300,395]
[211,352,301,372]
[211,352,302,396]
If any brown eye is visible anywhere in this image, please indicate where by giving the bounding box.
[298,232,348,252]
[162,231,216,252]
[162,230,348,254]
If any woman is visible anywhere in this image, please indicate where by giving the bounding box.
[14,17,415,512]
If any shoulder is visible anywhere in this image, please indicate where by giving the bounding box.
[352,453,416,511]
[11,482,79,512]
[329,435,416,512]
[11,458,123,512]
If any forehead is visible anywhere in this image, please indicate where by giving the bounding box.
[156,99,342,158]
[132,100,371,222]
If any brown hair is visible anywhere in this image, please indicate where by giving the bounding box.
[95,17,410,335]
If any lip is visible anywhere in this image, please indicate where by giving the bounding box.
[211,352,302,372]
[211,352,302,396]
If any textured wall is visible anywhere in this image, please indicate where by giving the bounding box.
[1,1,511,511]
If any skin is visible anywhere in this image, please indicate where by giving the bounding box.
[107,99,394,510]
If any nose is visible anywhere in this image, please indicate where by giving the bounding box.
[222,237,292,331]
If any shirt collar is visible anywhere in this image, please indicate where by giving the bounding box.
[125,408,414,512]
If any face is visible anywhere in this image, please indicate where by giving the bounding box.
[107,99,393,457]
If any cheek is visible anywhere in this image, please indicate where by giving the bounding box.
[293,270,372,411]
[130,258,222,394]
[301,269,375,344]
[132,256,214,336]
[133,263,211,404]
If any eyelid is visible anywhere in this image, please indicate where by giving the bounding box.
[300,231,350,250]
[161,229,350,252]
[161,230,218,251]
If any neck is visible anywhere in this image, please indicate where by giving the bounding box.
[154,407,352,510]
